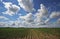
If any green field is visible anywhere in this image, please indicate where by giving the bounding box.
[0,28,60,39]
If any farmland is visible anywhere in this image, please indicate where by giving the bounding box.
[0,28,60,39]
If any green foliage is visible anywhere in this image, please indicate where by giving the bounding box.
[0,28,29,38]
[0,28,60,39]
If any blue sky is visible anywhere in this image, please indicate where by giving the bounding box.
[0,0,60,27]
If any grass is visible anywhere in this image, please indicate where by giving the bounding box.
[0,28,60,39]
[0,28,29,38]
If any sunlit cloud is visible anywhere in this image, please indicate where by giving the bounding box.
[2,2,20,16]
[0,16,9,20]
[0,0,60,28]
[45,11,60,24]
[17,0,34,12]
[34,4,48,25]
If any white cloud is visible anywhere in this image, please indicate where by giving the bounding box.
[2,2,20,16]
[50,11,60,18]
[34,4,48,25]
[45,11,60,24]
[0,16,9,27]
[0,16,9,20]
[0,22,6,27]
[19,13,34,23]
[56,18,60,24]
[17,0,34,12]
[17,4,48,26]
[44,18,50,24]
[35,4,48,18]
[0,2,60,28]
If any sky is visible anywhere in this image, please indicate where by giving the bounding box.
[0,0,60,28]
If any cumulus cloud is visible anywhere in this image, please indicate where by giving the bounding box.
[50,11,60,18]
[17,4,48,26]
[44,18,50,24]
[17,0,34,12]
[19,13,34,23]
[34,4,48,25]
[0,16,9,20]
[2,2,20,16]
[0,21,20,27]
[0,1,60,28]
[45,11,60,23]
[56,18,60,24]
[0,16,9,27]
[0,22,6,27]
